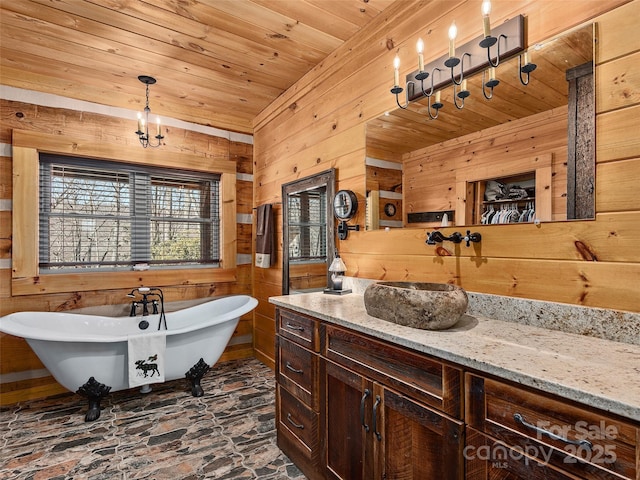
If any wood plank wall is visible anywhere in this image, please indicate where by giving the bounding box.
[0,98,254,405]
[403,106,568,225]
[252,0,640,366]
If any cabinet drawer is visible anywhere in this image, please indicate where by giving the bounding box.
[466,374,639,480]
[466,428,579,480]
[277,308,319,351]
[277,385,318,454]
[277,336,319,409]
[323,323,462,418]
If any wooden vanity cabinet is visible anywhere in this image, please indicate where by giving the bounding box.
[322,323,465,480]
[275,306,639,480]
[466,373,639,480]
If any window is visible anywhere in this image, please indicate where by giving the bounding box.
[286,187,327,262]
[39,154,220,271]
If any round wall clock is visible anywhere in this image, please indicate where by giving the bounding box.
[333,190,358,220]
[384,202,396,217]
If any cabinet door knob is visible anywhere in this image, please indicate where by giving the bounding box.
[360,389,371,432]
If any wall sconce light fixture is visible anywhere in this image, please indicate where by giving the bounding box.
[135,75,164,148]
[390,1,537,116]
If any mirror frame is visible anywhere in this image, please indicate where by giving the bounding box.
[282,169,336,295]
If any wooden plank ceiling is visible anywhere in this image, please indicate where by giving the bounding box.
[0,0,395,134]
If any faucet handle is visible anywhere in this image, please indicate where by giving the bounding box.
[464,230,482,247]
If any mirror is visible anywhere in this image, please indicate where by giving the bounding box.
[282,169,336,295]
[366,23,594,229]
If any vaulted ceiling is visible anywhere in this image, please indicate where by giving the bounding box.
[0,0,396,134]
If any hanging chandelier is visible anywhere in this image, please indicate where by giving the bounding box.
[390,0,537,119]
[135,75,164,148]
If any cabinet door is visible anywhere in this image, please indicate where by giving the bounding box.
[323,359,374,480]
[383,387,464,480]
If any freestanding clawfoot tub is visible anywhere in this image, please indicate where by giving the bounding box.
[0,294,257,421]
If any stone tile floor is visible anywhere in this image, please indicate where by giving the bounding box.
[0,358,308,479]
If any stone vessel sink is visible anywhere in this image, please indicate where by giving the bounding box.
[363,282,468,330]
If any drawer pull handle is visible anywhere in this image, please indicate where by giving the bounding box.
[286,413,304,429]
[285,362,303,374]
[360,389,371,432]
[372,395,382,441]
[285,322,305,332]
[514,413,592,450]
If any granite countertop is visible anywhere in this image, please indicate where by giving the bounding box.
[269,292,640,422]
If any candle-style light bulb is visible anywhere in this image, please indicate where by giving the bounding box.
[448,22,457,58]
[482,0,492,38]
[489,66,496,81]
[524,50,530,66]
[417,38,424,71]
[461,79,468,92]
[137,112,143,133]
[434,90,441,104]
[156,116,161,137]
[393,55,400,86]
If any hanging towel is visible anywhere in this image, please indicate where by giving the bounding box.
[127,332,166,388]
[255,203,275,268]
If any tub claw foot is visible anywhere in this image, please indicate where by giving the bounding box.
[76,377,111,422]
[185,358,210,397]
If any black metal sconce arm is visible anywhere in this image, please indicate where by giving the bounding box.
[338,221,360,240]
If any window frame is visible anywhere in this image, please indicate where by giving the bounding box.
[286,189,328,264]
[11,129,237,296]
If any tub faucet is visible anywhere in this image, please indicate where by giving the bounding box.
[126,288,151,316]
[140,294,151,316]
[126,287,167,330]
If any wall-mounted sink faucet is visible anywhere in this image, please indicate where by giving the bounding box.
[426,231,462,245]
[426,230,481,247]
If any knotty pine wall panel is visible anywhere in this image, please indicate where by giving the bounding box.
[596,52,640,113]
[253,0,639,366]
[0,99,254,404]
[0,156,10,197]
[338,212,637,263]
[596,158,640,212]
[404,107,569,223]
